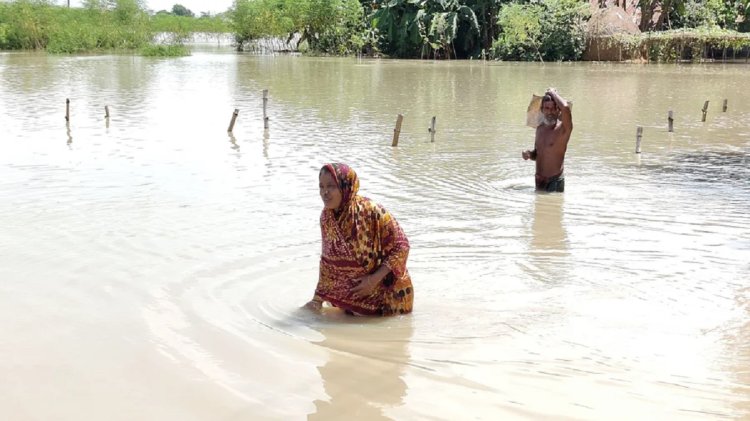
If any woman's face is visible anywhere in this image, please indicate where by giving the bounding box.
[319,170,342,210]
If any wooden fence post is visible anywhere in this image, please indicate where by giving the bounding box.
[391,114,403,147]
[228,108,239,132]
[635,126,643,154]
[668,110,673,132]
[428,116,436,143]
[701,100,709,122]
[262,89,269,129]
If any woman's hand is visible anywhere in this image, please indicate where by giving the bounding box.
[351,274,380,299]
[352,265,391,299]
[303,299,323,311]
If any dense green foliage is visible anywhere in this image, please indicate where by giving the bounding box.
[150,13,229,36]
[0,0,229,54]
[229,0,365,54]
[640,0,750,31]
[0,0,146,51]
[228,0,750,59]
[493,0,590,61]
[370,0,481,58]
[141,43,190,56]
[1,0,748,60]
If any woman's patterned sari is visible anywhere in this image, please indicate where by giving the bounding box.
[314,163,413,316]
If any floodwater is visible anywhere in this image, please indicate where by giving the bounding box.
[0,48,748,420]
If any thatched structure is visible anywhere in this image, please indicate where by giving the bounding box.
[583,7,642,61]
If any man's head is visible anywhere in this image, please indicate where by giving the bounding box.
[541,94,560,126]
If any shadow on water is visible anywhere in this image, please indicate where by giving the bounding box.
[305,310,413,420]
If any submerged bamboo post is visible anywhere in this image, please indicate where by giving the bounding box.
[668,110,673,132]
[701,100,709,122]
[262,89,269,129]
[228,133,239,151]
[65,98,70,121]
[227,108,239,132]
[428,116,436,142]
[722,99,728,112]
[635,126,643,154]
[391,114,403,147]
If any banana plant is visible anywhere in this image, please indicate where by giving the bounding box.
[372,0,480,58]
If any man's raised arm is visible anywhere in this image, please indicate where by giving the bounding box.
[547,88,572,133]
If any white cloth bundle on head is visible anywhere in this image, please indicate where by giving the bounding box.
[526,95,544,128]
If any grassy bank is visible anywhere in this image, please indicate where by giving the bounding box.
[0,1,229,55]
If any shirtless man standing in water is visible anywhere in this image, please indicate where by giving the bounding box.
[522,88,572,192]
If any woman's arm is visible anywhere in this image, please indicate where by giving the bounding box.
[351,204,410,298]
[380,212,410,279]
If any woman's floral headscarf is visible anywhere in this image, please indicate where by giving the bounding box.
[321,163,359,214]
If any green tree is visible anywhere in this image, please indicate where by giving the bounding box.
[230,0,273,48]
[298,0,365,53]
[493,0,589,61]
[172,4,195,17]
[493,2,544,60]
[230,0,364,54]
[467,0,503,56]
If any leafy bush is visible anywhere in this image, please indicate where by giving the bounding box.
[307,0,366,55]
[492,3,544,61]
[371,0,481,59]
[492,0,590,61]
[141,43,190,56]
[0,0,153,51]
[230,0,365,54]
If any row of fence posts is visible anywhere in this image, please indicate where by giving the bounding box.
[223,91,438,147]
[64,98,109,143]
[72,94,732,153]
[635,98,728,154]
[65,99,110,121]
[228,89,270,133]
[63,86,447,147]
[65,90,439,147]
[64,89,269,133]
[391,114,438,147]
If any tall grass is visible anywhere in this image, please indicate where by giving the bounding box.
[140,44,190,57]
[0,0,229,55]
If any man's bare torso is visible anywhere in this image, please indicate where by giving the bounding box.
[534,120,570,180]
